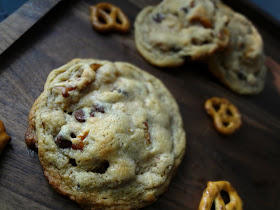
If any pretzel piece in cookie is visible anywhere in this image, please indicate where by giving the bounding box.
[199,181,243,210]
[204,97,242,135]
[90,2,130,33]
[0,120,11,154]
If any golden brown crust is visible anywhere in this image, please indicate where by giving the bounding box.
[25,96,41,150]
[25,124,37,150]
[0,120,11,154]
[198,181,243,210]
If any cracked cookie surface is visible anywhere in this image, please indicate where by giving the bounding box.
[134,0,229,67]
[25,59,186,209]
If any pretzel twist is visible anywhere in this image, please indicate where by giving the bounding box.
[0,120,11,154]
[90,3,130,33]
[199,181,243,210]
[204,97,242,135]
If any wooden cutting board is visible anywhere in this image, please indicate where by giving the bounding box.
[0,0,279,209]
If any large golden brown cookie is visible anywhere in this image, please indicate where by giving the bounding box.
[25,58,186,209]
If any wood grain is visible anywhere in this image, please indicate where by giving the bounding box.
[0,0,62,55]
[0,0,279,209]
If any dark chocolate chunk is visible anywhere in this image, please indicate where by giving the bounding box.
[90,111,95,117]
[153,13,165,23]
[171,46,182,52]
[69,158,77,166]
[181,7,188,13]
[56,135,72,148]
[237,72,247,81]
[112,87,128,96]
[74,109,86,122]
[93,105,105,113]
[70,132,76,138]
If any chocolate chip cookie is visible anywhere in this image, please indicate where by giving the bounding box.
[25,59,186,209]
[208,4,267,95]
[134,0,229,67]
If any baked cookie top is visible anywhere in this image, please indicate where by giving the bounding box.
[134,0,229,67]
[28,59,186,209]
[208,5,266,95]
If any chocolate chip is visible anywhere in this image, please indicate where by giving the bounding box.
[69,158,77,166]
[112,87,128,96]
[181,7,188,13]
[93,105,105,113]
[237,72,247,81]
[191,38,200,45]
[90,111,95,117]
[153,13,165,23]
[56,135,72,148]
[171,46,181,52]
[74,109,86,122]
[70,132,76,138]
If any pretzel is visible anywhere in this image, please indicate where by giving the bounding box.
[0,120,11,154]
[204,97,242,135]
[90,3,130,33]
[198,181,243,210]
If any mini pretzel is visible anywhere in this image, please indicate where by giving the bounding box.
[204,97,242,135]
[90,3,130,33]
[198,181,243,210]
[0,120,11,154]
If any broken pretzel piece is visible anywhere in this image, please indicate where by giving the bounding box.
[0,120,11,154]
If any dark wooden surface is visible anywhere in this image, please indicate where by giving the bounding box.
[0,0,62,55]
[0,0,280,209]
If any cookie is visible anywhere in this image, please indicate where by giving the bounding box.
[208,4,267,95]
[134,0,229,67]
[26,59,186,209]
